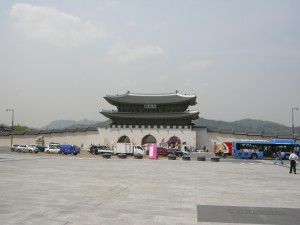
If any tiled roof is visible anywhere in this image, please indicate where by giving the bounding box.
[104,91,197,105]
[101,110,199,120]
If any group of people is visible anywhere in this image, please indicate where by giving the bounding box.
[274,150,299,174]
[203,146,209,152]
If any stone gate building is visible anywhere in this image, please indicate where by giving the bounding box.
[99,91,200,149]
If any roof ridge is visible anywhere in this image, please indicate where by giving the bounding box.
[106,91,196,97]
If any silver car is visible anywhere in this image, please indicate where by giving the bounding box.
[44,146,60,154]
[28,145,39,153]
[16,145,39,153]
[11,144,19,152]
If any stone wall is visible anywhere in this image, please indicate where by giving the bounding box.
[0,130,99,150]
[0,126,297,151]
[98,126,196,148]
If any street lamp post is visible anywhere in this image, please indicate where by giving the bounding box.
[292,107,299,141]
[6,109,14,146]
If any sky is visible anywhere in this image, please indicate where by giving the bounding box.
[0,0,300,129]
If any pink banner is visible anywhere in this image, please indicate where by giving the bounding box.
[148,143,157,159]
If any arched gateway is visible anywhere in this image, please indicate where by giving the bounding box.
[100,91,199,150]
[118,135,130,143]
[168,136,181,149]
[142,134,157,147]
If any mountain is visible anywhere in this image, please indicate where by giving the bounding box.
[42,119,101,130]
[62,120,112,129]
[42,118,300,136]
[194,118,300,135]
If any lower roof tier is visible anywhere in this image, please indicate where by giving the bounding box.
[100,110,199,125]
[101,110,199,119]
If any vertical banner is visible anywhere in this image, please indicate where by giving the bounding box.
[148,143,157,159]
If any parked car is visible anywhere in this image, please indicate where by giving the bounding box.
[44,146,60,154]
[16,145,39,153]
[89,145,100,154]
[146,147,173,156]
[169,148,184,156]
[49,143,60,148]
[60,144,80,155]
[36,145,46,152]
[28,145,39,153]
[89,145,113,154]
[11,144,19,152]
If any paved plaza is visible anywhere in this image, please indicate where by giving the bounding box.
[0,149,299,225]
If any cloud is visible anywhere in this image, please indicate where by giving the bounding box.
[180,60,212,72]
[122,20,137,29]
[109,43,166,64]
[10,3,106,47]
[105,0,120,8]
[155,74,168,82]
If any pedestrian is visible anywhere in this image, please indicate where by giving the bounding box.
[274,151,284,165]
[289,150,299,174]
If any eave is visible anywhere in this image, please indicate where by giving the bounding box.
[100,110,199,120]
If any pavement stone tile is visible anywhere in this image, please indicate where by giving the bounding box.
[0,151,300,225]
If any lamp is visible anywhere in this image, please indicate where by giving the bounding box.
[6,109,14,146]
[292,107,299,141]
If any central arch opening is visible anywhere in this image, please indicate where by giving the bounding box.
[142,135,157,148]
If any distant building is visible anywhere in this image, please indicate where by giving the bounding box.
[0,125,11,133]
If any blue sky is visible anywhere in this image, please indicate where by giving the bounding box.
[1,0,300,128]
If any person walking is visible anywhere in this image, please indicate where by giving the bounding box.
[289,150,299,174]
[274,151,284,165]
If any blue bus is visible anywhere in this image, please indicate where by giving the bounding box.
[233,139,300,159]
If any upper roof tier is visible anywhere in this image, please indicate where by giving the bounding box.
[104,91,197,106]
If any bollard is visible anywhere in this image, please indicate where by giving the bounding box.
[168,154,176,160]
[134,154,143,159]
[211,156,220,162]
[102,153,111,159]
[182,155,190,161]
[118,153,127,159]
[197,156,206,161]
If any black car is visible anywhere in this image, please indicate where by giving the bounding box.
[89,145,100,154]
[89,145,113,154]
[36,145,46,152]
[169,149,184,156]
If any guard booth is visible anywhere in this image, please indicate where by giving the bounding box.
[36,135,44,146]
